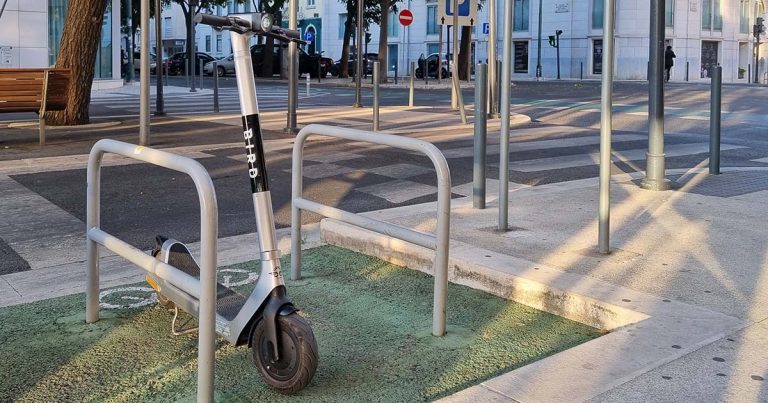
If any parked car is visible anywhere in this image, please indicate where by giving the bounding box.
[164,52,215,75]
[131,51,157,73]
[415,53,450,79]
[203,54,236,77]
[330,53,378,77]
[318,54,334,77]
[250,44,322,77]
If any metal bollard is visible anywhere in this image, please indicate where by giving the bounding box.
[317,62,321,83]
[709,65,722,175]
[373,62,380,131]
[213,61,219,113]
[686,61,690,82]
[451,62,468,124]
[580,61,583,80]
[473,64,488,209]
[200,59,204,90]
[306,73,310,97]
[409,61,415,107]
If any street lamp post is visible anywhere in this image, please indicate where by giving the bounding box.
[353,0,364,108]
[536,0,543,79]
[127,0,134,82]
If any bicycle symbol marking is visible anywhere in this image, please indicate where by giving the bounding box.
[98,269,260,310]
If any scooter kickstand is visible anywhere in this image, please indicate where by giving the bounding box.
[171,306,199,336]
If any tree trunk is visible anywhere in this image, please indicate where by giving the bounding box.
[458,25,471,80]
[377,0,389,83]
[46,0,109,125]
[340,15,354,78]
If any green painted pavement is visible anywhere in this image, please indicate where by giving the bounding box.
[0,246,600,402]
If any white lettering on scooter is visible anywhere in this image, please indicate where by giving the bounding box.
[243,128,253,140]
[249,167,259,178]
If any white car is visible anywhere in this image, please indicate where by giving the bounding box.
[204,55,235,77]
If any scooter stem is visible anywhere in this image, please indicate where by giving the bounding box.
[230,31,284,287]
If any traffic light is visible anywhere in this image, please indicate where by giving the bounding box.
[365,32,372,44]
[548,35,556,47]
[756,17,766,38]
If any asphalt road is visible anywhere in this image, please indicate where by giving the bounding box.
[1,79,767,271]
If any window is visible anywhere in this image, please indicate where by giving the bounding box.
[592,0,604,29]
[339,13,348,39]
[427,43,440,55]
[513,41,528,73]
[216,34,222,53]
[665,0,674,27]
[205,35,211,52]
[740,0,749,34]
[702,0,722,31]
[514,0,529,31]
[307,0,316,7]
[164,17,172,37]
[427,5,438,35]
[388,11,399,37]
[701,40,719,77]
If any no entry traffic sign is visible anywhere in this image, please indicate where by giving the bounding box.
[399,9,414,26]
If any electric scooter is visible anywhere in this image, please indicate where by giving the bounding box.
[145,12,318,394]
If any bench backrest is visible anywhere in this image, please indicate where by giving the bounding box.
[0,68,71,113]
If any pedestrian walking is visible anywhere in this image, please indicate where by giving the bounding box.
[664,45,676,82]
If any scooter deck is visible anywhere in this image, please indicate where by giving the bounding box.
[163,240,248,321]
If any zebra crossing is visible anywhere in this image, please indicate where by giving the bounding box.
[93,86,332,115]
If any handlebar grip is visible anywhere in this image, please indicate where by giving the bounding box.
[276,27,301,41]
[193,13,230,28]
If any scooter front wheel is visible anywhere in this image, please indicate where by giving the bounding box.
[252,313,319,394]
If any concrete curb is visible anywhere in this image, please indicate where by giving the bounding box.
[318,201,747,402]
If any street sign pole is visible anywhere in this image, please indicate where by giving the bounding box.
[287,0,298,130]
[154,0,165,116]
[598,0,616,254]
[451,0,459,110]
[499,0,513,231]
[536,0,542,80]
[353,0,363,108]
[488,0,498,118]
[641,0,670,191]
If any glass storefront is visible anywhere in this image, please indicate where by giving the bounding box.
[48,0,114,79]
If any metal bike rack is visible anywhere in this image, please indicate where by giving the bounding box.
[85,139,218,403]
[290,124,451,336]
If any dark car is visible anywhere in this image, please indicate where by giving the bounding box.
[250,44,322,78]
[164,52,215,75]
[318,54,334,77]
[330,53,378,77]
[415,53,450,79]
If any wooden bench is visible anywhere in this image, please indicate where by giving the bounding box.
[0,68,71,145]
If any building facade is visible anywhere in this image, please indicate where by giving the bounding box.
[152,0,767,83]
[0,0,123,89]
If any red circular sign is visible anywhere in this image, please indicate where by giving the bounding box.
[399,9,414,26]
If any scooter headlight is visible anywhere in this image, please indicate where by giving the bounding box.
[260,14,273,33]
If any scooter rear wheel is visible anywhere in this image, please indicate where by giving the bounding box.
[252,313,318,394]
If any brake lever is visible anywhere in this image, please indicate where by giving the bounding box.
[263,30,307,45]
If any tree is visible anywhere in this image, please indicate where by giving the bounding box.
[338,0,379,78]
[376,0,400,83]
[458,26,471,80]
[46,0,109,125]
[458,1,484,80]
